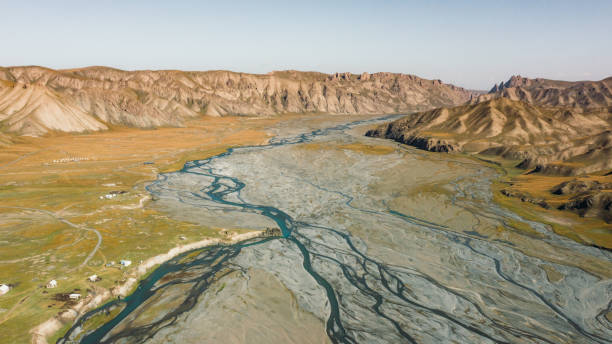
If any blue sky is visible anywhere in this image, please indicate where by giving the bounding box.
[1,0,611,89]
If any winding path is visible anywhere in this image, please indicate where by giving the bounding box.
[1,206,103,268]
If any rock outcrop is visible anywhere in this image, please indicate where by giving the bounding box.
[551,179,612,195]
[558,191,612,223]
[548,179,612,223]
[500,189,550,209]
[498,179,612,223]
[399,136,460,152]
[0,66,477,136]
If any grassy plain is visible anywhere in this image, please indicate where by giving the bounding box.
[300,142,396,155]
[0,116,280,343]
[477,155,612,249]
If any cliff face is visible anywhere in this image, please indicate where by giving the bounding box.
[477,75,612,110]
[0,66,476,136]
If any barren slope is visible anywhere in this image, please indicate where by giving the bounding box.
[475,75,612,110]
[0,66,477,136]
[366,98,612,175]
[0,82,107,136]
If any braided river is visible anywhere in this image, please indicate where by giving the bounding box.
[59,116,612,344]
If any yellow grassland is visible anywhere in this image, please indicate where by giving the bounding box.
[0,116,280,343]
[299,142,396,155]
[476,155,612,249]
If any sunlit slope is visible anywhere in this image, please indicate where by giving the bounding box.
[476,75,612,110]
[367,98,612,175]
[0,83,107,136]
[0,66,478,136]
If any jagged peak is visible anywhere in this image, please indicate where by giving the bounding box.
[488,75,532,93]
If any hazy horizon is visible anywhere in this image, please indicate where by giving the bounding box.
[2,0,611,89]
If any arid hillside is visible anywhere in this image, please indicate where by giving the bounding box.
[0,66,477,136]
[366,97,612,175]
[475,75,612,110]
[367,96,612,224]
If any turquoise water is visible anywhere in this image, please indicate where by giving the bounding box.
[58,115,612,344]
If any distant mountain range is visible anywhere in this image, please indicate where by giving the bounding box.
[0,66,477,136]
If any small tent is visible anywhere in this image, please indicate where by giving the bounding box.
[0,284,9,295]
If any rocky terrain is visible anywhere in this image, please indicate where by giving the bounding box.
[551,179,612,195]
[366,97,612,175]
[500,179,612,224]
[476,75,612,110]
[0,66,477,136]
[552,180,612,223]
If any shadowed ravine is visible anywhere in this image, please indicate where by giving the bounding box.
[59,116,612,344]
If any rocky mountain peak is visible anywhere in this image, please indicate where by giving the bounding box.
[489,75,532,93]
[479,74,612,110]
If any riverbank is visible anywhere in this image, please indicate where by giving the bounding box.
[30,230,262,344]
